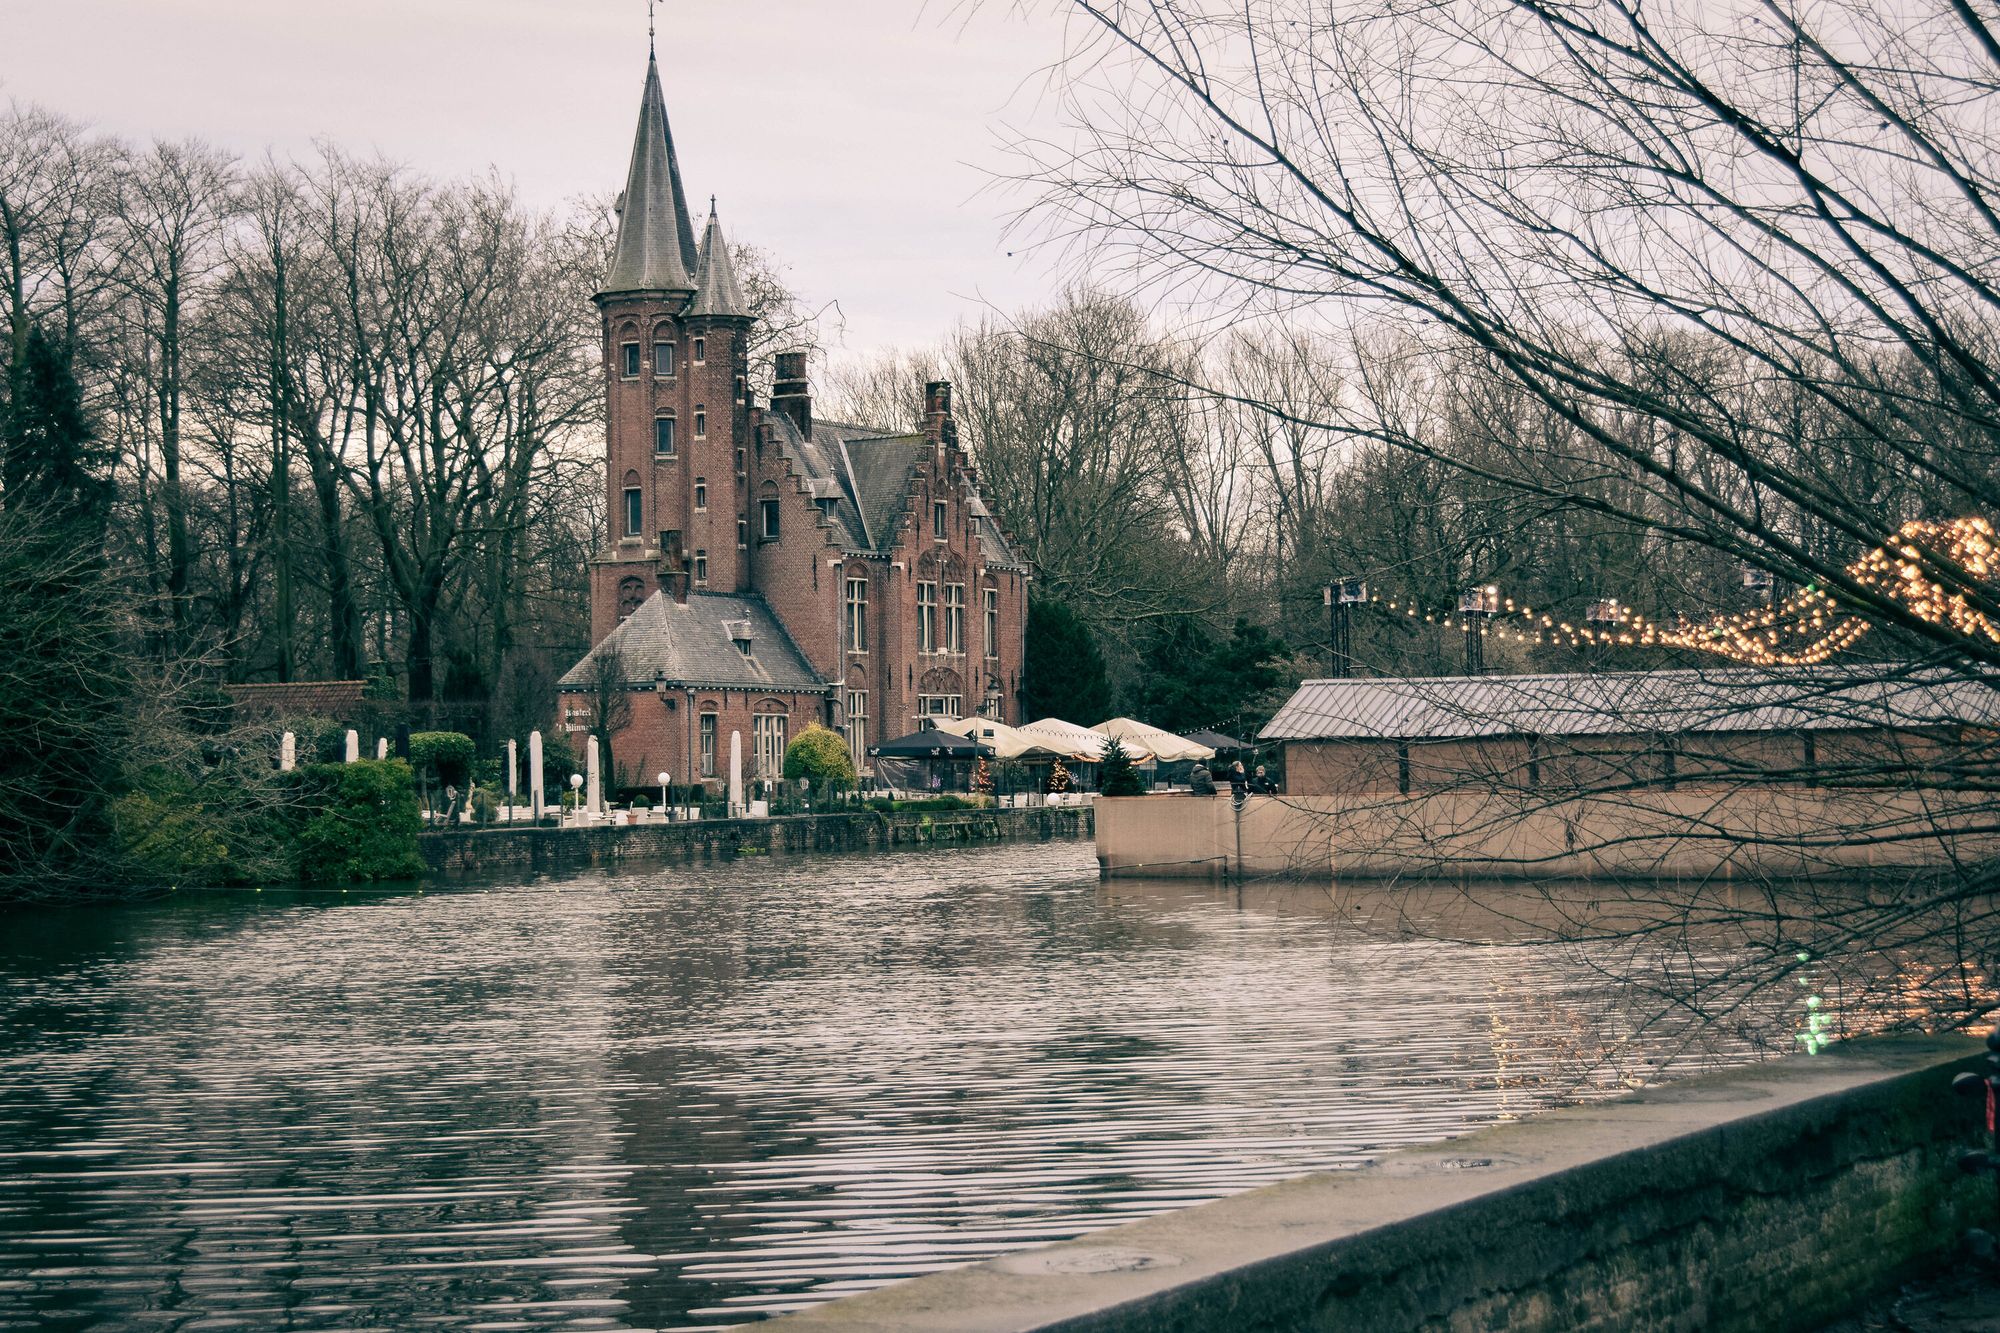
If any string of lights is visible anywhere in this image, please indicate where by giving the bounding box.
[1355,517,2000,668]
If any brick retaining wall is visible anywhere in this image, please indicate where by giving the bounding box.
[420,804,1093,877]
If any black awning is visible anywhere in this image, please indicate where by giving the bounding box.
[869,726,995,759]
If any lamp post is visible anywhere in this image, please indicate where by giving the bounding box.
[568,772,583,826]
[1324,579,1367,678]
[658,771,670,822]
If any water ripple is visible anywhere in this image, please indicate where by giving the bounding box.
[0,842,1768,1330]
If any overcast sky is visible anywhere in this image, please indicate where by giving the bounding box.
[0,0,1076,357]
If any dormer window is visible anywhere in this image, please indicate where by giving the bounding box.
[693,337,706,365]
[621,342,641,378]
[654,340,675,376]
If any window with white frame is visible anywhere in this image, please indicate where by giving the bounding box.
[623,485,642,537]
[753,713,787,779]
[694,406,707,438]
[916,694,961,722]
[944,583,965,653]
[694,549,708,583]
[916,581,937,652]
[933,500,948,541]
[700,713,717,777]
[692,336,706,364]
[844,578,868,652]
[693,478,707,511]
[844,690,867,766]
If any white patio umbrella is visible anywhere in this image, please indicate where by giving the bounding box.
[1093,717,1215,762]
[934,716,1067,760]
[1017,717,1113,760]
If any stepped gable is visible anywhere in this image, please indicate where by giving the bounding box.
[560,589,824,692]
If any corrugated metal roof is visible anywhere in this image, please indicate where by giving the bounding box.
[558,590,825,693]
[1259,666,2000,742]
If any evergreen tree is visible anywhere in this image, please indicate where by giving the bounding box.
[1132,616,1292,735]
[0,323,129,900]
[1019,597,1115,723]
[3,325,111,528]
[1098,734,1145,796]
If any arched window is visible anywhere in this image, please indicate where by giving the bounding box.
[617,576,645,621]
[654,413,676,457]
[622,469,642,537]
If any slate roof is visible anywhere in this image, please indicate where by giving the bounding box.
[760,413,1023,563]
[558,590,826,693]
[688,208,749,319]
[600,56,699,297]
[1260,666,2000,742]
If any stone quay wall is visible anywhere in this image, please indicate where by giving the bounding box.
[420,803,1093,878]
[1095,788,2000,880]
[764,1037,1992,1333]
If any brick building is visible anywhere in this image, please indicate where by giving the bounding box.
[558,54,1030,789]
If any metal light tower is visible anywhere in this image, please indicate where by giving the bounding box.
[1323,580,1367,678]
[1459,584,1499,674]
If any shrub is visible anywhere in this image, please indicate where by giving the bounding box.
[1099,736,1145,796]
[470,786,499,825]
[631,793,652,810]
[783,723,858,789]
[295,760,424,882]
[407,731,475,788]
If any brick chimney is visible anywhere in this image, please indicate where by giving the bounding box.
[923,380,955,452]
[772,351,813,439]
[657,532,691,604]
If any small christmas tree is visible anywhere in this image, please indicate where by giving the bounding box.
[1098,735,1145,796]
[1046,758,1072,793]
[972,756,993,792]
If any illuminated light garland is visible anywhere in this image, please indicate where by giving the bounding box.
[1364,518,2000,667]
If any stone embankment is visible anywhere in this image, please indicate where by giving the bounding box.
[420,804,1093,877]
[761,1037,1991,1333]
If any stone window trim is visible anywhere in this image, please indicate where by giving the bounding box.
[845,576,869,654]
[654,413,677,457]
[916,580,938,654]
[694,478,707,512]
[694,549,708,583]
[620,341,641,379]
[692,336,706,365]
[984,586,1000,659]
[933,500,948,542]
[654,339,676,377]
[694,406,707,439]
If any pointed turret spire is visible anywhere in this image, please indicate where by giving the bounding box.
[600,54,701,299]
[690,202,751,319]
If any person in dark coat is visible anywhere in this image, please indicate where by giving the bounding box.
[1189,762,1217,795]
[1227,760,1248,800]
[1250,765,1278,794]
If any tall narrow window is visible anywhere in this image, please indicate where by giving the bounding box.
[933,501,948,541]
[623,485,642,537]
[984,588,999,658]
[761,499,781,540]
[692,336,706,364]
[621,342,640,377]
[694,549,708,583]
[845,578,868,652]
[917,581,937,653]
[737,517,748,548]
[844,690,867,766]
[654,415,676,457]
[693,479,707,511]
[944,583,965,653]
[735,375,746,402]
[694,406,707,438]
[753,714,788,779]
[700,713,717,777]
[735,447,745,475]
[654,340,675,375]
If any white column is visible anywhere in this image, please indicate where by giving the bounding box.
[528,730,545,822]
[279,731,296,772]
[343,729,359,763]
[586,735,602,818]
[506,739,519,803]
[729,731,744,818]
[375,737,388,760]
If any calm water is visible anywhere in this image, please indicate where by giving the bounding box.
[1,842,1765,1331]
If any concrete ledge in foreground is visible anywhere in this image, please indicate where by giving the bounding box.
[762,1037,1991,1332]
